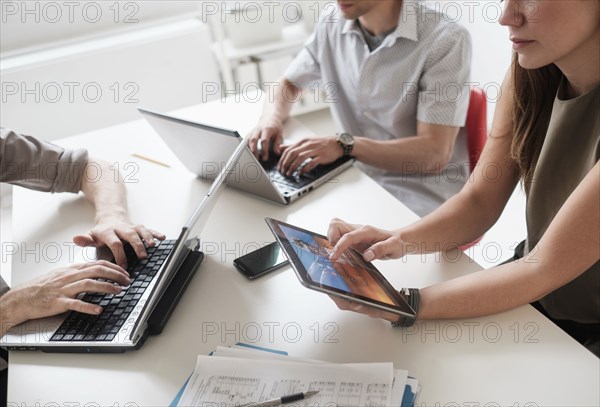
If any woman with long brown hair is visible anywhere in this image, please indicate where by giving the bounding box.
[326,0,600,357]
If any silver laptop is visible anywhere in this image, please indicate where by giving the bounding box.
[138,108,355,205]
[0,141,247,353]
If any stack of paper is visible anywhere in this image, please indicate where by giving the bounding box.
[172,345,419,406]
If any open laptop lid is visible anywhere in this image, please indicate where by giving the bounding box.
[138,108,288,204]
[138,108,240,177]
[129,139,248,343]
[138,108,354,205]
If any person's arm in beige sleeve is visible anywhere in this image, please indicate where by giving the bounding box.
[0,128,165,268]
[0,129,165,336]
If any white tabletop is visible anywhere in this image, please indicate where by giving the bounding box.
[6,95,599,406]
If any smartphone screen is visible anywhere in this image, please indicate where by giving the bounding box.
[233,242,288,279]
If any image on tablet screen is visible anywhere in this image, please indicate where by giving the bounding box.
[278,224,398,306]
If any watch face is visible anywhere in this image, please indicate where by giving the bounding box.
[340,133,354,145]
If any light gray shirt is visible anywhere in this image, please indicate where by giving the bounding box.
[357,20,397,52]
[284,0,472,216]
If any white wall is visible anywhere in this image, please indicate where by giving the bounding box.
[1,1,201,54]
[1,20,219,140]
[424,0,513,124]
[425,0,526,268]
[0,1,219,140]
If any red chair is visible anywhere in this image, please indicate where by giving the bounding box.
[465,87,488,172]
[459,87,488,250]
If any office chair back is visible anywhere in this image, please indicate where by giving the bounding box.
[465,87,488,172]
[460,87,488,250]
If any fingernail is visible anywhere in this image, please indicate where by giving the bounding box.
[95,307,102,314]
[364,250,374,262]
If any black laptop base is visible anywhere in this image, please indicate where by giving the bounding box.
[147,250,204,334]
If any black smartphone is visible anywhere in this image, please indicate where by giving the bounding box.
[233,242,289,279]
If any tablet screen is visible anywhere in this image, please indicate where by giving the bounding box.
[266,218,414,316]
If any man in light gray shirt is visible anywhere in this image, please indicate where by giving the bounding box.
[248,0,472,216]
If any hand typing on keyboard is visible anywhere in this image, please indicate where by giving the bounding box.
[247,118,284,162]
[73,218,166,270]
[49,239,176,342]
[0,261,131,337]
[278,136,344,176]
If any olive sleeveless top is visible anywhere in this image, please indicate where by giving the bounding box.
[524,78,600,323]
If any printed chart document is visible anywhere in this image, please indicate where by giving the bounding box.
[210,346,408,406]
[178,355,396,406]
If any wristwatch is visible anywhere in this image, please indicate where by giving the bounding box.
[336,132,355,156]
[391,288,420,327]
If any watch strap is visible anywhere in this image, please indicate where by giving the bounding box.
[391,288,420,327]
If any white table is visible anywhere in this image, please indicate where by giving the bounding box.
[5,95,599,406]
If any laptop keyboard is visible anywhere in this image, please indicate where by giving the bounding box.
[264,159,348,192]
[49,239,176,342]
[269,169,313,189]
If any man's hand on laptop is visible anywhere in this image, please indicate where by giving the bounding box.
[73,216,166,269]
[0,261,131,333]
[248,119,284,162]
[278,136,343,176]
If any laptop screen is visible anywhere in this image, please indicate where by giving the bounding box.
[130,140,248,342]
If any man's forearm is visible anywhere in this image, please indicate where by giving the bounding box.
[261,78,301,125]
[0,291,26,337]
[352,122,460,175]
[353,135,452,174]
[81,159,127,223]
